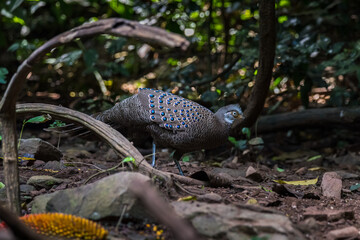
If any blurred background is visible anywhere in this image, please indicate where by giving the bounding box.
[0,0,359,115]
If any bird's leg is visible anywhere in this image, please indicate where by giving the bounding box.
[170,150,184,176]
[151,141,156,167]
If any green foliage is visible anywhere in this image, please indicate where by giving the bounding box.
[0,0,358,112]
[121,157,136,167]
[49,120,66,128]
[0,67,8,84]
[0,182,5,189]
[18,115,52,148]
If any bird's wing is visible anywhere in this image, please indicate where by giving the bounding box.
[137,88,210,131]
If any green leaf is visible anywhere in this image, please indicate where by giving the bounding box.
[350,183,360,191]
[121,157,135,164]
[307,155,322,162]
[83,49,99,69]
[0,182,5,189]
[277,167,285,172]
[0,135,2,141]
[182,155,190,162]
[49,120,66,128]
[26,114,52,124]
[0,67,8,84]
[241,127,251,139]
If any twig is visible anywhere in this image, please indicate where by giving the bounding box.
[129,179,204,240]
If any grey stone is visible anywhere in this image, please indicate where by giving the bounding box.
[197,193,222,203]
[27,175,68,190]
[31,172,151,221]
[43,161,66,171]
[20,184,36,194]
[321,172,342,199]
[171,201,305,240]
[19,138,62,162]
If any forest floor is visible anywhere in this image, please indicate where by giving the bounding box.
[1,126,360,240]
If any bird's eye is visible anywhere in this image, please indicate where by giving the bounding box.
[232,111,239,117]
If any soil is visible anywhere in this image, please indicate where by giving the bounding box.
[1,126,360,240]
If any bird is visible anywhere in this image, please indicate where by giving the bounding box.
[65,88,244,175]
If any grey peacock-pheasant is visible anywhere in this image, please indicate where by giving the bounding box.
[72,88,243,175]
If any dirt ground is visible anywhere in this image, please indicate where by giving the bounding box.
[1,126,360,240]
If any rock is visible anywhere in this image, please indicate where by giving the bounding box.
[104,148,119,162]
[20,184,36,194]
[43,161,66,171]
[31,172,151,221]
[211,167,246,178]
[171,201,305,240]
[19,138,62,162]
[321,172,342,199]
[303,208,354,222]
[335,170,359,179]
[20,184,36,201]
[27,175,68,190]
[63,148,92,160]
[245,166,263,182]
[197,193,222,203]
[297,217,319,233]
[327,226,359,240]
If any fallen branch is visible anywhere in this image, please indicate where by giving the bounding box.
[16,103,207,187]
[257,106,360,132]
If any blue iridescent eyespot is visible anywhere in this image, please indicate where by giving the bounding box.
[170,117,174,121]
[169,124,173,129]
[150,104,155,108]
[149,94,154,98]
[159,106,164,109]
[150,100,154,103]
[161,112,165,116]
[165,123,169,127]
[183,117,186,120]
[185,124,188,128]
[177,125,180,129]
[186,114,190,117]
[186,110,189,113]
[150,110,155,114]
[181,122,185,125]
[167,108,171,111]
[162,117,167,121]
[151,116,155,120]
[174,110,178,113]
[159,100,163,103]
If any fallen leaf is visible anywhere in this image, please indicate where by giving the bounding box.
[273,177,318,186]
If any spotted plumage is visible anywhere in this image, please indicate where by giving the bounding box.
[94,88,243,152]
[72,88,243,175]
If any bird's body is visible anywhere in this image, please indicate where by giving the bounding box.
[94,88,243,153]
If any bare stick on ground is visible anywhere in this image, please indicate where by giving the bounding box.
[129,180,204,240]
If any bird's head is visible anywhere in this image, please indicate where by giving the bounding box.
[215,104,244,128]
